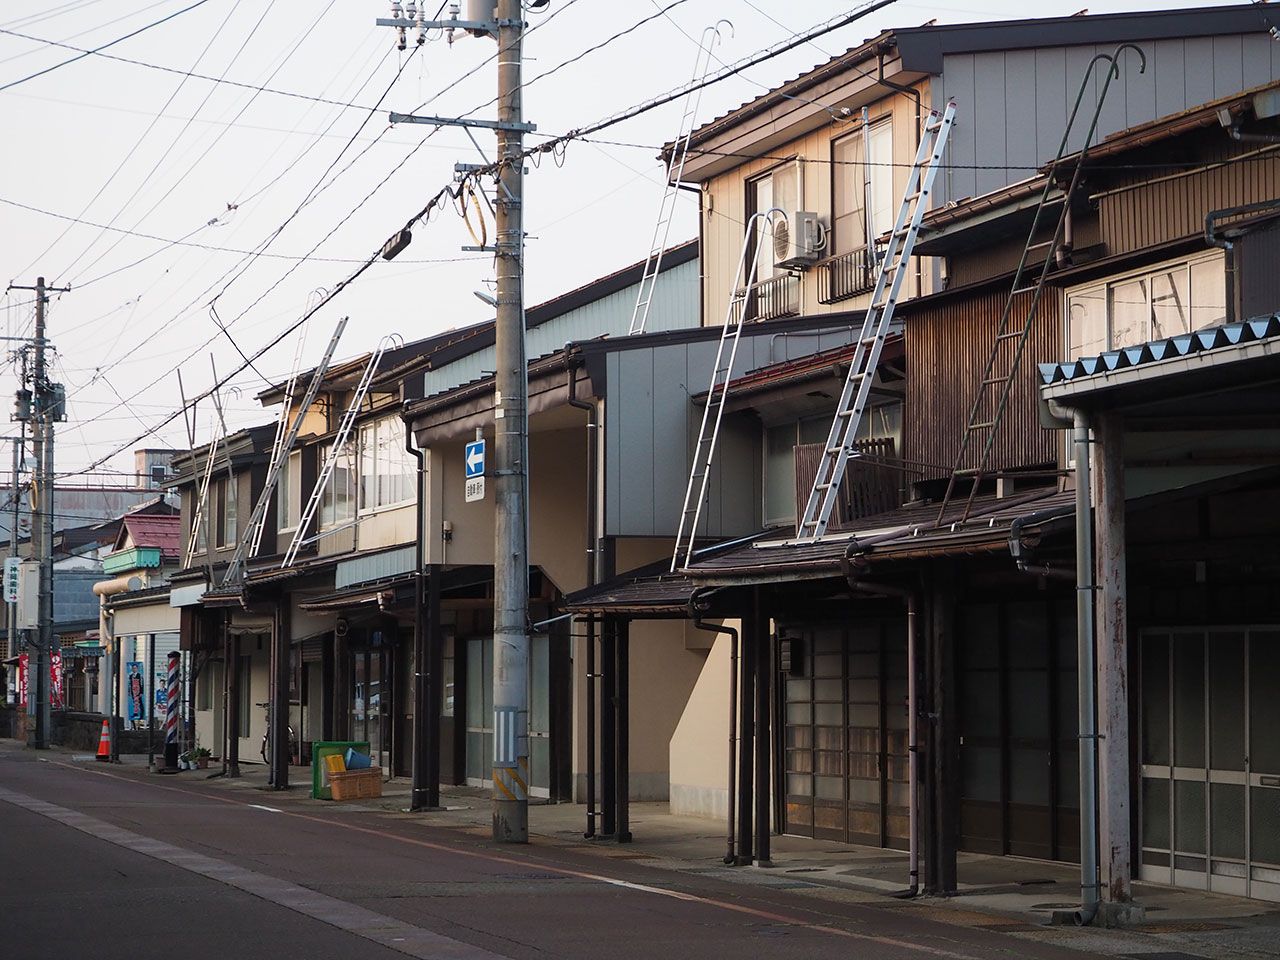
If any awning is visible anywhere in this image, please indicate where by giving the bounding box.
[110,599,180,635]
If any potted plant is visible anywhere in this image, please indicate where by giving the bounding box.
[190,747,211,770]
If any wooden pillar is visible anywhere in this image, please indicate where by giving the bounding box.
[616,618,631,843]
[225,617,240,778]
[1094,411,1133,904]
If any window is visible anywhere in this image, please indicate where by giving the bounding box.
[765,405,902,527]
[320,439,356,528]
[192,493,208,556]
[833,119,893,255]
[216,475,237,548]
[1066,253,1227,358]
[358,417,415,511]
[745,162,802,321]
[277,450,301,532]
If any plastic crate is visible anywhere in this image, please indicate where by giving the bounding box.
[328,768,382,801]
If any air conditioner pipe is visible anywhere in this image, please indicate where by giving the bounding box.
[690,588,739,866]
[566,358,601,837]
[838,550,920,898]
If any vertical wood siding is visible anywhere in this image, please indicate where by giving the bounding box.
[905,288,1060,480]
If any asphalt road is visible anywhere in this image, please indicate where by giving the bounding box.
[0,746,1094,960]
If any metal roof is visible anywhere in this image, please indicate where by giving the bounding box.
[1038,315,1280,388]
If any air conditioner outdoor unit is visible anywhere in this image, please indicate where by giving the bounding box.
[774,211,827,270]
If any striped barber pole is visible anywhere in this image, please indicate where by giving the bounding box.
[165,652,180,748]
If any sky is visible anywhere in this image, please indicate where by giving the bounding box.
[0,0,1253,480]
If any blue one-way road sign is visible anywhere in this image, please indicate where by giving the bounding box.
[465,439,485,478]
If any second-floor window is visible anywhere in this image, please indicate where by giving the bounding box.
[1066,251,1227,358]
[745,161,802,321]
[833,119,893,257]
[216,475,237,548]
[320,439,356,528]
[277,450,301,532]
[359,417,415,510]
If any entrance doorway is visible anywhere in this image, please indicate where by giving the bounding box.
[350,643,390,772]
[1141,628,1280,901]
[781,620,909,847]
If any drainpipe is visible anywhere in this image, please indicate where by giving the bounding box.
[566,358,601,837]
[1205,200,1280,325]
[690,588,739,865]
[94,574,143,761]
[1068,412,1101,926]
[403,421,434,810]
[1009,508,1077,581]
[840,546,920,897]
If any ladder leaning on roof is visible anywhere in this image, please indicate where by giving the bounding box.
[221,318,348,588]
[935,45,1146,527]
[281,333,402,569]
[670,207,784,573]
[628,22,729,337]
[793,101,957,543]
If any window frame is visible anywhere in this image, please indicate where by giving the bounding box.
[357,416,416,514]
[1064,250,1227,360]
[830,116,893,257]
[216,474,237,548]
[276,450,302,533]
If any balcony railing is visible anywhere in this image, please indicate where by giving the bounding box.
[817,245,877,304]
[793,436,901,532]
[732,273,800,324]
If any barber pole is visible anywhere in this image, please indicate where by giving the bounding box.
[164,651,180,771]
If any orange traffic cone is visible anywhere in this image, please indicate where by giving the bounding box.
[95,719,111,762]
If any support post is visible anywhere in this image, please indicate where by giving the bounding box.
[333,623,350,741]
[412,563,443,809]
[600,617,617,838]
[615,618,631,843]
[490,0,531,845]
[736,603,756,866]
[753,590,772,865]
[147,633,156,769]
[270,599,290,789]
[226,621,240,778]
[1094,411,1136,912]
[584,614,597,837]
[29,277,51,750]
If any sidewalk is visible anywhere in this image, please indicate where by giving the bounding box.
[51,748,1280,959]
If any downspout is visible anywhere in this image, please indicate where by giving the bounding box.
[840,546,920,898]
[93,574,143,762]
[1009,508,1077,581]
[1203,201,1280,325]
[690,588,739,865]
[675,182,705,328]
[877,48,923,296]
[566,358,601,837]
[1059,411,1101,926]
[404,419,431,809]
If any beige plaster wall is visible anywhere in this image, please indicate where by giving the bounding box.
[669,629,737,820]
[702,82,931,327]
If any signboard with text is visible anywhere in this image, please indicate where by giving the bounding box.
[464,439,486,503]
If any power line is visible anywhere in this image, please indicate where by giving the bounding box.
[0,0,212,93]
[0,0,176,67]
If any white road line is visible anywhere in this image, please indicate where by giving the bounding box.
[0,785,508,960]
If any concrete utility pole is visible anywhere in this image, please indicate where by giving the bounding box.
[376,0,533,841]
[489,0,530,844]
[8,276,68,748]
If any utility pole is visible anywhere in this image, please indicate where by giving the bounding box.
[376,0,535,842]
[8,276,69,749]
[489,0,530,844]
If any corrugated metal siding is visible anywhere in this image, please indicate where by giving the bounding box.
[335,545,415,589]
[905,288,1059,481]
[604,324,861,538]
[1240,221,1280,319]
[422,257,699,399]
[1098,145,1280,256]
[932,37,1280,204]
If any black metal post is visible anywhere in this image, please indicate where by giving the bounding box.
[147,631,156,769]
[616,618,631,843]
[600,616,617,838]
[226,617,240,778]
[425,564,443,807]
[584,614,597,838]
[270,599,290,790]
[736,604,756,865]
[753,591,772,865]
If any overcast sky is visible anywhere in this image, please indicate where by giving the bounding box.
[0,0,1250,479]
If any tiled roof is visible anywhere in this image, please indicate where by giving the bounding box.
[1038,315,1280,387]
[118,515,182,558]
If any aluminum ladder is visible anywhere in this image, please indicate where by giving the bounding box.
[794,101,957,542]
[628,23,727,336]
[281,333,400,568]
[670,208,784,572]
[183,407,227,570]
[935,45,1145,526]
[221,318,348,586]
